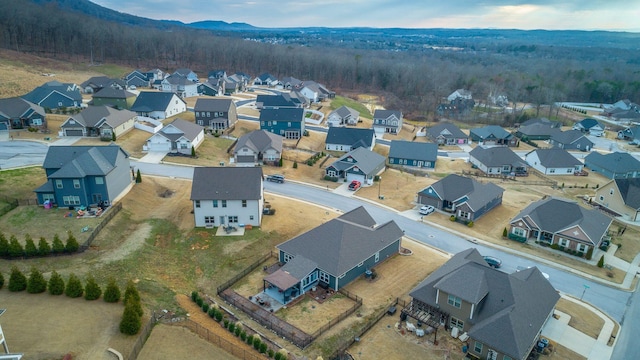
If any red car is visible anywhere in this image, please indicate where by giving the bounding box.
[348,180,361,191]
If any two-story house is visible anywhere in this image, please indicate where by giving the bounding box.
[130,92,186,120]
[372,110,403,135]
[234,130,284,167]
[194,98,238,131]
[161,75,198,98]
[259,108,305,139]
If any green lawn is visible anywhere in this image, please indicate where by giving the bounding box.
[330,95,372,118]
[0,167,47,200]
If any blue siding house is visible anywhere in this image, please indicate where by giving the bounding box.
[388,140,438,168]
[34,145,132,208]
[22,81,82,110]
[584,151,640,179]
[259,108,305,139]
[263,206,403,305]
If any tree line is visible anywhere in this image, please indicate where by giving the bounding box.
[1,0,640,121]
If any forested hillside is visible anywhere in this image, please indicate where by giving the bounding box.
[1,0,640,120]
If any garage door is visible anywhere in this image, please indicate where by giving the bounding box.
[0,123,8,130]
[149,142,172,152]
[346,173,365,184]
[65,129,83,136]
[236,155,255,164]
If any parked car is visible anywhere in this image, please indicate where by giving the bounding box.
[483,256,502,268]
[266,174,285,183]
[419,205,435,215]
[348,180,361,191]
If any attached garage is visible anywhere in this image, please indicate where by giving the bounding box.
[64,129,83,136]
[346,173,365,184]
[236,155,255,164]
[0,122,8,130]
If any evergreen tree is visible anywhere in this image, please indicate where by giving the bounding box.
[0,232,9,256]
[65,231,80,253]
[8,235,24,258]
[27,267,47,293]
[136,169,142,183]
[48,270,65,295]
[65,273,84,298]
[38,237,51,256]
[124,280,143,317]
[24,234,38,257]
[111,132,116,142]
[51,234,64,254]
[0,271,4,289]
[191,146,196,157]
[103,278,121,303]
[119,301,142,335]
[597,255,605,268]
[8,266,27,292]
[84,275,102,300]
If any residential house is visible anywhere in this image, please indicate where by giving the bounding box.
[617,125,640,145]
[327,106,360,127]
[172,68,199,83]
[549,129,594,151]
[34,145,132,207]
[279,76,303,90]
[197,79,224,96]
[130,92,186,119]
[325,147,386,185]
[253,73,279,87]
[194,98,238,131]
[508,196,612,254]
[447,89,473,101]
[224,73,249,94]
[417,174,504,221]
[21,81,82,110]
[161,75,198,98]
[255,94,303,109]
[0,97,46,130]
[515,122,558,141]
[388,141,438,169]
[190,167,264,227]
[425,123,468,145]
[325,127,375,152]
[524,148,584,175]
[519,117,562,128]
[145,69,165,83]
[60,106,137,138]
[372,109,403,135]
[573,118,604,137]
[208,70,227,81]
[469,146,528,176]
[405,248,559,360]
[603,99,640,121]
[584,152,640,179]
[124,70,151,88]
[469,125,518,147]
[594,178,640,221]
[80,76,125,94]
[234,130,284,167]
[145,118,204,154]
[259,108,305,139]
[297,81,335,103]
[437,97,476,117]
[264,206,403,305]
[91,88,137,109]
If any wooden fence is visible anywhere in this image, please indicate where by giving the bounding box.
[180,319,266,360]
[79,202,122,251]
[216,251,276,294]
[127,314,156,360]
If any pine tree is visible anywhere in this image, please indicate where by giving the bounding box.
[191,146,196,157]
[84,275,102,300]
[111,132,116,142]
[48,270,65,295]
[0,271,4,289]
[8,266,27,292]
[24,234,38,257]
[502,227,508,238]
[51,234,64,254]
[38,237,51,256]
[65,231,79,253]
[0,232,9,256]
[103,278,121,303]
[597,255,605,268]
[124,280,143,317]
[119,301,142,335]
[27,267,47,293]
[8,235,24,258]
[136,169,142,183]
[65,273,84,298]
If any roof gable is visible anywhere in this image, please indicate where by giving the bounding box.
[388,140,438,162]
[190,167,263,200]
[326,127,375,147]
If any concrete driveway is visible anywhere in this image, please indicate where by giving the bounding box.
[138,151,169,164]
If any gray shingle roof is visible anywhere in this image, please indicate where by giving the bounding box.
[469,146,527,168]
[42,144,129,178]
[255,94,302,108]
[373,109,402,120]
[418,174,504,212]
[259,108,304,122]
[194,98,234,112]
[410,249,559,360]
[526,148,582,168]
[516,123,558,137]
[327,147,386,175]
[0,97,44,118]
[550,129,593,145]
[520,117,561,128]
[330,105,359,119]
[92,87,136,99]
[325,127,375,148]
[68,106,136,129]
[161,118,204,142]
[190,167,263,200]
[131,92,184,112]
[235,130,283,155]
[470,125,513,140]
[425,123,467,140]
[614,178,640,209]
[585,152,640,173]
[277,206,403,277]
[22,81,82,104]
[388,140,438,162]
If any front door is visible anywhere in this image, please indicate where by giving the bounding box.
[92,194,102,204]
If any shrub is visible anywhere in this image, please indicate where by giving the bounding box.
[586,247,594,260]
[120,301,142,335]
[48,270,65,295]
[224,319,230,328]
[268,349,275,358]
[202,303,209,313]
[191,290,199,302]
[293,161,298,169]
[246,334,254,345]
[51,234,64,254]
[208,308,216,318]
[550,244,559,250]
[502,228,508,238]
[84,275,102,300]
[259,342,268,353]
[215,310,223,322]
[577,251,584,258]
[449,215,456,222]
[8,235,24,258]
[8,266,27,292]
[136,169,142,183]
[598,255,605,268]
[0,272,3,289]
[253,338,262,350]
[65,273,84,298]
[27,267,47,293]
[240,331,247,341]
[467,221,474,228]
[0,232,8,256]
[111,132,116,142]
[24,234,38,257]
[228,322,235,333]
[196,297,204,307]
[324,175,339,182]
[234,326,241,336]
[65,231,79,253]
[191,146,196,157]
[103,278,121,303]
[124,280,141,304]
[38,237,51,256]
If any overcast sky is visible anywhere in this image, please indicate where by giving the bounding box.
[92,0,640,31]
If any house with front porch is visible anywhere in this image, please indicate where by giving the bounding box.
[469,146,528,176]
[584,152,640,179]
[425,123,468,145]
[253,73,279,87]
[327,106,359,127]
[388,140,438,169]
[264,206,403,305]
[508,196,612,254]
[91,88,137,109]
[594,178,640,222]
[549,129,594,151]
[130,92,186,119]
[325,127,375,152]
[234,130,284,167]
[524,148,584,175]
[324,147,386,186]
[194,98,238,131]
[417,174,504,222]
[469,125,518,147]
[60,106,137,139]
[0,97,46,131]
[145,118,204,155]
[259,108,305,139]
[573,118,604,137]
[405,248,559,360]
[372,109,403,135]
[161,75,198,98]
[190,167,264,228]
[197,79,224,96]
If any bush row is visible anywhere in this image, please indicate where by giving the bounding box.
[306,152,325,166]
[0,231,80,259]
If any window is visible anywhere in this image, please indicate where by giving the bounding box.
[197,120,203,125]
[32,118,42,125]
[610,189,614,195]
[375,252,380,262]
[503,356,512,360]
[195,200,200,208]
[558,238,569,247]
[242,200,247,208]
[63,196,80,205]
[222,200,227,208]
[228,216,238,223]
[549,169,556,173]
[567,169,574,174]
[513,227,526,237]
[55,180,63,189]
[283,253,293,263]
[288,122,291,127]
[95,177,104,185]
[447,294,462,308]
[204,216,214,224]
[195,112,200,117]
[319,271,330,283]
[180,143,188,149]
[474,341,483,354]
[458,211,470,219]
[249,215,254,220]
[42,194,55,202]
[450,317,464,330]
[577,243,588,253]
[213,200,218,208]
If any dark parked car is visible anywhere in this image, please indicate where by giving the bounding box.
[483,256,502,268]
[266,174,285,183]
